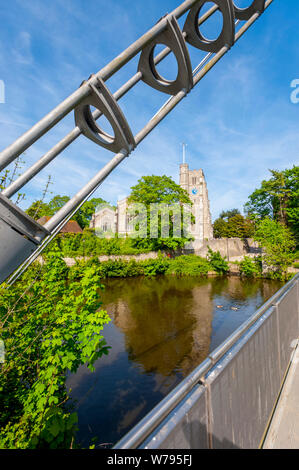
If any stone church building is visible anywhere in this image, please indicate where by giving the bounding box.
[90,164,213,248]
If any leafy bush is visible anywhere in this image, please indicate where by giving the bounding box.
[166,255,210,276]
[0,251,110,448]
[53,233,153,257]
[254,218,296,280]
[207,248,229,274]
[68,252,231,281]
[239,256,262,278]
[142,257,170,276]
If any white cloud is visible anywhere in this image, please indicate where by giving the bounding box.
[13,32,33,65]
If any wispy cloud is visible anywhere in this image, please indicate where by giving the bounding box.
[12,32,33,65]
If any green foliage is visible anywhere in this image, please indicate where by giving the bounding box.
[0,251,110,448]
[95,237,148,256]
[166,255,210,276]
[68,251,230,280]
[213,217,228,238]
[48,195,70,215]
[26,200,50,220]
[130,234,190,253]
[142,257,170,276]
[51,232,152,257]
[128,175,193,251]
[207,248,229,274]
[219,208,241,220]
[26,195,109,229]
[213,211,254,239]
[245,166,299,240]
[239,256,262,278]
[254,218,296,280]
[129,175,191,206]
[69,256,170,280]
[74,198,111,229]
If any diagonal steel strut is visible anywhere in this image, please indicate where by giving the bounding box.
[0,0,274,285]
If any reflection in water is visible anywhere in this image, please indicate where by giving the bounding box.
[67,276,282,447]
[109,277,214,378]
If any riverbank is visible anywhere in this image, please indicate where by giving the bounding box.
[64,252,229,280]
[38,250,298,281]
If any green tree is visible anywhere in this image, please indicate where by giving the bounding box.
[213,211,254,238]
[74,198,108,229]
[48,195,70,215]
[213,217,228,238]
[26,195,109,229]
[26,200,50,220]
[129,175,191,205]
[219,208,240,221]
[245,166,299,239]
[128,175,193,250]
[226,214,254,238]
[26,195,70,220]
[254,218,296,279]
[207,247,229,274]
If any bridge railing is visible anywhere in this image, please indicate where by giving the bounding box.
[114,273,299,449]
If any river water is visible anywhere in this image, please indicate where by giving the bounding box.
[67,275,282,448]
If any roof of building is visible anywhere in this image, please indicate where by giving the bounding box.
[37,216,83,234]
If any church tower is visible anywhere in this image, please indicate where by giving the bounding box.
[179,163,213,246]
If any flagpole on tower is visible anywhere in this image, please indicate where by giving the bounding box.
[182,142,187,164]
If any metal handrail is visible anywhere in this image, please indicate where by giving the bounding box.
[114,273,299,449]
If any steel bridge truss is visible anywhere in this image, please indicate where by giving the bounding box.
[0,0,274,284]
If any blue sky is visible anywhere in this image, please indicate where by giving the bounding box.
[0,0,298,221]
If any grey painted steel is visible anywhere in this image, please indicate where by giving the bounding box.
[1,6,217,199]
[0,0,206,170]
[138,16,193,96]
[233,0,265,21]
[5,172,105,286]
[206,306,281,449]
[0,194,49,283]
[263,343,299,449]
[183,0,235,53]
[0,220,39,284]
[0,194,49,243]
[141,385,208,449]
[114,274,298,449]
[74,77,136,154]
[0,0,271,176]
[114,358,212,449]
[275,284,299,380]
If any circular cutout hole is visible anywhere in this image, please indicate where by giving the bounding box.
[198,2,224,41]
[233,0,253,8]
[90,106,115,144]
[151,44,179,83]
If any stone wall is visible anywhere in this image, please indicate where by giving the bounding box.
[183,238,261,262]
[62,251,160,267]
[59,239,261,267]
